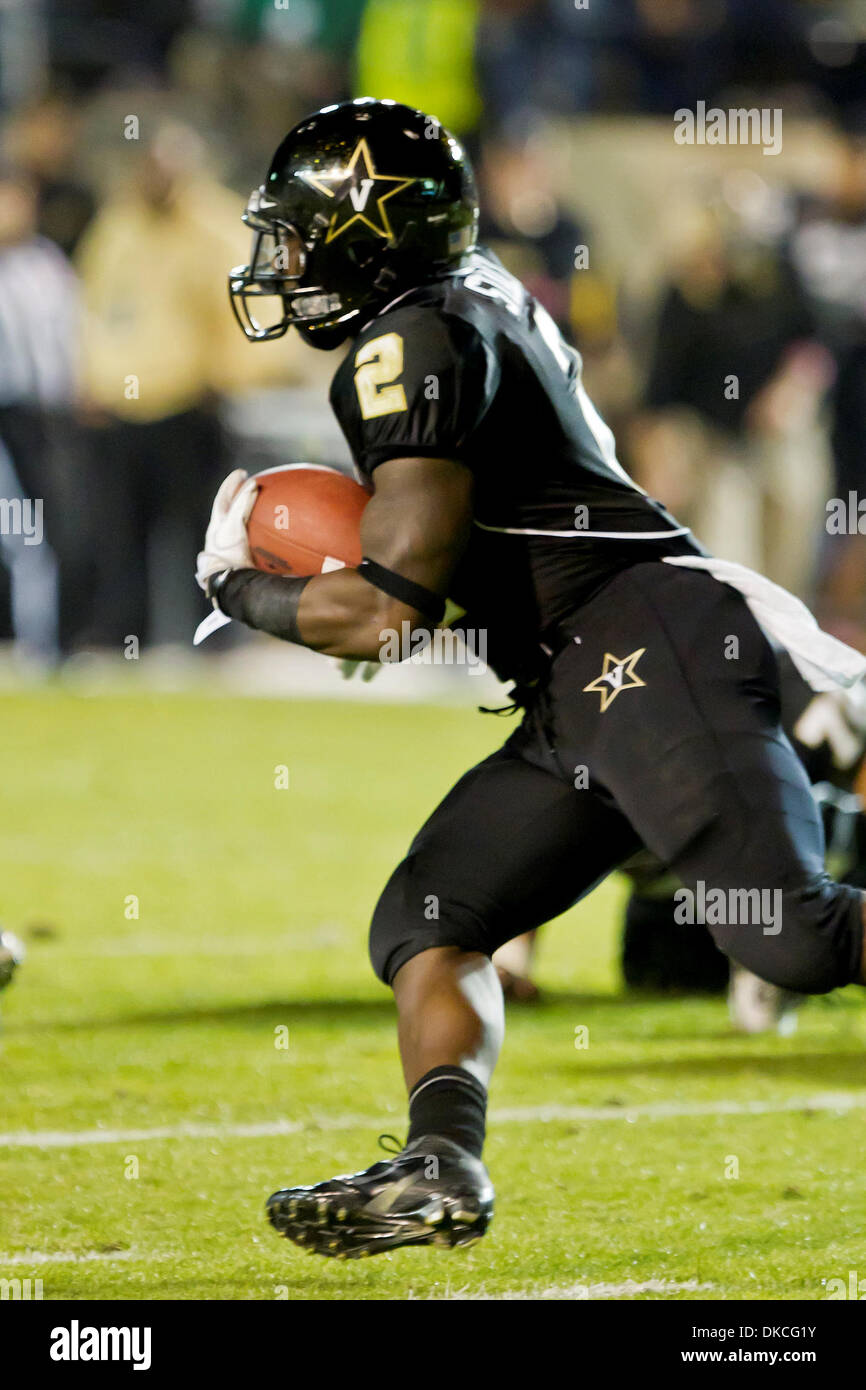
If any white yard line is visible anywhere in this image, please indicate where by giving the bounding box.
[61,941,334,957]
[443,1278,715,1300]
[0,1254,712,1300]
[0,1249,136,1266]
[1,1090,864,1150]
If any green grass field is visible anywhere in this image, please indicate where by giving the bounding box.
[1,686,865,1301]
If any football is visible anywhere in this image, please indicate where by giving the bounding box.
[246,464,371,576]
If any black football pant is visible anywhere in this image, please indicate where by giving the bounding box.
[83,406,226,647]
[0,405,92,655]
[369,562,864,994]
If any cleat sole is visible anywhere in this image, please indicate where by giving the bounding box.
[267,1190,493,1259]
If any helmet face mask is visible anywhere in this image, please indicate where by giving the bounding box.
[229,191,351,341]
[228,98,479,348]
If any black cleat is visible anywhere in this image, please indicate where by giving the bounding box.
[266,1135,494,1259]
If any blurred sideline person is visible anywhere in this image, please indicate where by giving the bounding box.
[476,139,617,351]
[475,0,603,137]
[0,163,79,665]
[629,202,831,600]
[791,129,866,649]
[4,93,96,257]
[77,122,261,647]
[356,0,482,141]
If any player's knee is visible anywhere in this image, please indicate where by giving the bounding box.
[710,880,862,994]
[369,862,495,987]
[368,887,406,986]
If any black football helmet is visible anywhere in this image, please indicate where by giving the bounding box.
[228,97,479,348]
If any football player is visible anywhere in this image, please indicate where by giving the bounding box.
[197,99,866,1259]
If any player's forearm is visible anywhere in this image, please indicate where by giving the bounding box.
[212,566,415,661]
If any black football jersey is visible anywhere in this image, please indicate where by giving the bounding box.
[329,249,702,680]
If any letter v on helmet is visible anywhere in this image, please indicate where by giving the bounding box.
[349,179,374,211]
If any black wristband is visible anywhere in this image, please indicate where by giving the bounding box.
[207,568,241,608]
[211,567,311,645]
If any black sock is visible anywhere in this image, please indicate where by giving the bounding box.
[406,1065,487,1159]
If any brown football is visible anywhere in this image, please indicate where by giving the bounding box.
[246,464,371,577]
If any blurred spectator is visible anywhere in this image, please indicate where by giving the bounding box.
[624,0,746,115]
[477,0,612,137]
[173,0,366,180]
[0,0,47,112]
[475,0,865,135]
[5,94,96,256]
[0,163,80,665]
[76,120,256,648]
[791,129,866,642]
[477,138,617,348]
[630,198,831,597]
[230,0,366,75]
[44,0,195,93]
[356,0,482,139]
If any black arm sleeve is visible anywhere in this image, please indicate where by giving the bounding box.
[357,557,445,622]
[211,568,311,644]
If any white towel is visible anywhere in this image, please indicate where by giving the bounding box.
[193,608,231,646]
[662,554,866,692]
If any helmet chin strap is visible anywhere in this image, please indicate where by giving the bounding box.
[295,319,355,350]
[373,262,399,292]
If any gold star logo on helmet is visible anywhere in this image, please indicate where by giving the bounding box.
[297,138,417,244]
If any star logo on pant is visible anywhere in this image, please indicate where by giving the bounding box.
[582,647,647,712]
[296,138,416,244]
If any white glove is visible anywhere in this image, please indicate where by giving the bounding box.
[195,469,258,594]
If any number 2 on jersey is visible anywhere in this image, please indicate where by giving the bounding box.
[354,332,408,420]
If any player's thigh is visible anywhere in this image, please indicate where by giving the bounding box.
[652,724,863,993]
[552,565,805,872]
[369,745,639,985]
[551,563,863,991]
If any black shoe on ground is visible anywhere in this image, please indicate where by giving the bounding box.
[266,1134,494,1259]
